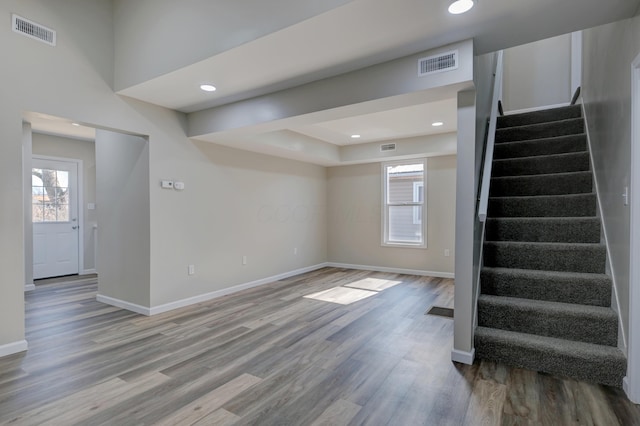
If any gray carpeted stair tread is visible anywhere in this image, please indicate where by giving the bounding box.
[494,134,587,160]
[492,152,590,177]
[496,118,584,143]
[474,327,626,387]
[485,217,600,243]
[478,295,618,346]
[497,105,582,129]
[489,171,592,197]
[483,241,606,273]
[481,267,611,307]
[488,193,597,217]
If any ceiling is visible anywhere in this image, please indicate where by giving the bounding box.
[29,0,640,162]
[25,112,96,141]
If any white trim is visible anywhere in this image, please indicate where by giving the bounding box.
[0,340,28,358]
[97,263,330,316]
[451,348,475,365]
[504,102,571,116]
[327,262,454,279]
[96,294,151,316]
[81,269,97,275]
[625,51,640,404]
[581,103,628,351]
[571,31,583,97]
[24,284,35,292]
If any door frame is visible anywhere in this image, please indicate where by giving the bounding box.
[31,154,84,279]
[625,51,640,404]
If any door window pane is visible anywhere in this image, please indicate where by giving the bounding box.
[32,167,71,223]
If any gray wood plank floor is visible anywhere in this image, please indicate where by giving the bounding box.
[1,268,638,425]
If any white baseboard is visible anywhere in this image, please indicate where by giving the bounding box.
[624,377,640,404]
[451,348,475,365]
[505,102,571,116]
[24,283,35,292]
[81,269,97,275]
[148,263,329,316]
[96,294,151,316]
[327,262,454,279]
[0,340,28,358]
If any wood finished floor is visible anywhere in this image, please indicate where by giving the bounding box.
[1,267,638,425]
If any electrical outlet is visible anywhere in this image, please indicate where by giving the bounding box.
[242,256,247,266]
[188,264,195,275]
[294,247,298,255]
[623,186,630,206]
[444,249,450,257]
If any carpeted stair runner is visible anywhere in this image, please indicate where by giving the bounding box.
[475,104,626,387]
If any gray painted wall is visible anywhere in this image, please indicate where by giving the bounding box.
[32,133,97,273]
[502,34,572,112]
[327,155,456,274]
[582,15,640,350]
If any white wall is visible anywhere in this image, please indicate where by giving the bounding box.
[95,130,150,307]
[582,15,640,350]
[327,155,456,275]
[502,34,572,112]
[32,133,97,273]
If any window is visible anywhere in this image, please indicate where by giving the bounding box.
[32,168,70,222]
[382,159,426,248]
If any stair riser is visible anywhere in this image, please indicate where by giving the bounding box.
[497,105,582,129]
[488,195,597,217]
[494,135,587,160]
[492,152,590,177]
[485,219,601,243]
[474,334,625,387]
[490,173,592,197]
[483,243,606,274]
[481,270,611,306]
[496,119,584,143]
[478,301,618,346]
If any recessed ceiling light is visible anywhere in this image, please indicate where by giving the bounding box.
[432,122,444,127]
[351,134,361,139]
[71,123,80,127]
[448,0,474,14]
[200,84,217,92]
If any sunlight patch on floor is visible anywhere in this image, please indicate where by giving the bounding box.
[304,286,378,305]
[344,277,401,292]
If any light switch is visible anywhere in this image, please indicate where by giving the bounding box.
[161,180,174,189]
[174,181,185,190]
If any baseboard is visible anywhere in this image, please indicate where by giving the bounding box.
[81,269,97,275]
[148,263,330,316]
[623,377,640,404]
[451,348,475,365]
[96,294,151,316]
[24,283,35,292]
[504,102,571,116]
[0,340,28,358]
[327,262,454,279]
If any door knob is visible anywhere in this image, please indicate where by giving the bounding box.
[72,226,78,230]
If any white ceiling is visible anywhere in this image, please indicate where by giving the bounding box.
[28,0,639,163]
[25,112,96,141]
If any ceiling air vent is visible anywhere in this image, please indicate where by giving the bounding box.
[418,50,458,76]
[12,14,56,46]
[380,143,396,152]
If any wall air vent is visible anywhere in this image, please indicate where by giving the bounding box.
[418,50,458,76]
[380,143,396,152]
[12,14,56,46]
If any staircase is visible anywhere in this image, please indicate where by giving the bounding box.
[474,104,627,387]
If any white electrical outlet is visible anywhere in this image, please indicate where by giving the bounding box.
[188,264,195,275]
[242,256,247,265]
[623,186,630,206]
[444,249,451,257]
[294,247,298,255]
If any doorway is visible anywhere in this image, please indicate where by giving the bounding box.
[31,157,81,279]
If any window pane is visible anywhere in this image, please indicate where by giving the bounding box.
[54,187,69,205]
[387,163,424,204]
[388,205,422,243]
[56,170,69,188]
[32,169,43,186]
[56,204,70,222]
[32,204,44,222]
[43,203,57,222]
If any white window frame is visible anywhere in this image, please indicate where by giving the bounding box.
[381,158,427,248]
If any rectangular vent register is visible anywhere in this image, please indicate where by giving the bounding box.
[12,14,56,46]
[418,50,458,76]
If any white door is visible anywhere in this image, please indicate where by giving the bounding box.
[32,158,79,279]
